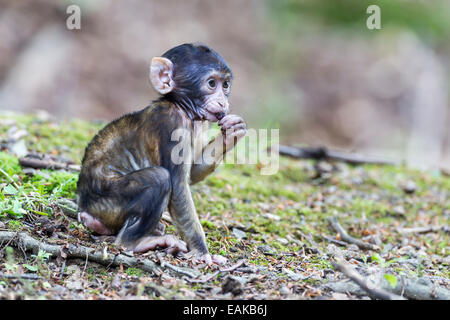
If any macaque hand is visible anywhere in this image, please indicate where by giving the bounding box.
[218,114,247,146]
[188,251,228,266]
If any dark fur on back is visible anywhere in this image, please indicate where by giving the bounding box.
[76,101,188,230]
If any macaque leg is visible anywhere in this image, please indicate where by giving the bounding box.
[81,167,186,254]
[79,211,114,235]
[113,167,187,254]
[79,212,165,236]
[153,221,165,236]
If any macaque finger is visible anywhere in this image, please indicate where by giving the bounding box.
[219,115,243,129]
[219,115,243,128]
[225,129,247,141]
[224,129,247,146]
[222,122,247,133]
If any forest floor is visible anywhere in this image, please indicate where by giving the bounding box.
[0,111,449,300]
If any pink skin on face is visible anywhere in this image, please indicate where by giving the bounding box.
[202,78,230,122]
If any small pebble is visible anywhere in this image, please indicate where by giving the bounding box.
[315,161,333,173]
[402,180,416,194]
[257,245,275,256]
[347,244,360,252]
[280,286,290,295]
[392,205,405,216]
[332,292,349,300]
[222,276,244,296]
[232,228,247,240]
[263,213,281,221]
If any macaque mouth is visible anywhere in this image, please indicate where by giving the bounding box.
[215,112,225,120]
[204,109,226,121]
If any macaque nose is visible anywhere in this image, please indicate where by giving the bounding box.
[216,112,225,120]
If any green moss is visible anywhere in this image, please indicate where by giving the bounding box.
[6,220,24,231]
[125,267,144,277]
[201,219,217,230]
[1,112,449,284]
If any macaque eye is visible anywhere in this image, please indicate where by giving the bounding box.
[207,79,216,89]
[223,81,230,89]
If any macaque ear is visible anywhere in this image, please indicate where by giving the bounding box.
[150,57,175,94]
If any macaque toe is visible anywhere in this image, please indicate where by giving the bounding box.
[133,235,187,254]
[191,252,227,265]
[211,254,228,265]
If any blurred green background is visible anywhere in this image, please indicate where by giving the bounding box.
[0,0,449,169]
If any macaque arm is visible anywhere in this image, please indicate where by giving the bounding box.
[190,115,247,185]
[190,132,227,185]
[169,163,208,254]
[162,123,209,254]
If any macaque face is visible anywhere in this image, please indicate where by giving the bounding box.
[150,44,233,122]
[200,70,232,122]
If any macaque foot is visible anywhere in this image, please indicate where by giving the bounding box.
[78,211,113,235]
[132,235,188,255]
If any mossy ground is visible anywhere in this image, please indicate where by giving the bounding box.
[0,111,448,299]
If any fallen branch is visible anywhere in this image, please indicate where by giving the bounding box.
[321,234,348,247]
[327,216,380,251]
[0,231,160,275]
[325,274,450,300]
[0,273,41,280]
[187,259,246,284]
[220,259,246,273]
[397,225,444,234]
[381,277,450,300]
[158,259,199,279]
[18,157,80,172]
[332,259,405,300]
[276,145,396,166]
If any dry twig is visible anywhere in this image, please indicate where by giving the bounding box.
[327,216,380,251]
[332,259,405,300]
[0,273,41,280]
[397,226,444,234]
[276,145,396,165]
[18,157,80,172]
[0,231,160,275]
[187,259,246,284]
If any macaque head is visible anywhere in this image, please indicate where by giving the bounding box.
[150,43,233,122]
